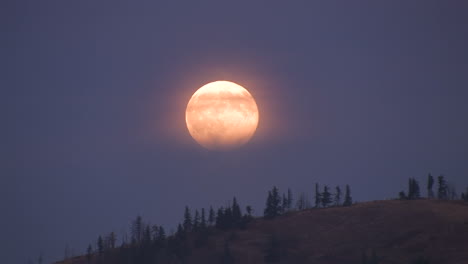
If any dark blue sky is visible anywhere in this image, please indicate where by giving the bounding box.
[3,1,468,263]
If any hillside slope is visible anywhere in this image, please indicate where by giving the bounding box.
[59,200,468,264]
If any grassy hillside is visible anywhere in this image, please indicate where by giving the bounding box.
[57,199,468,264]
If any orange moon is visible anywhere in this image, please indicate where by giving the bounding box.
[185,81,259,150]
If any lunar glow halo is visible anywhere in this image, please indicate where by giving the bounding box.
[185,81,259,150]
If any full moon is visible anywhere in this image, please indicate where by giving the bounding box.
[185,81,259,150]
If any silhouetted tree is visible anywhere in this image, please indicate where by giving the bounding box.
[97,236,104,255]
[427,173,434,198]
[437,175,448,199]
[232,197,242,224]
[196,210,211,246]
[107,231,116,249]
[175,223,185,240]
[461,187,468,201]
[413,178,421,199]
[315,183,321,208]
[151,224,159,242]
[216,207,229,229]
[200,208,207,229]
[246,205,253,217]
[408,178,413,199]
[86,244,92,263]
[208,206,215,226]
[143,225,151,245]
[321,185,332,207]
[447,184,458,200]
[193,209,200,231]
[158,226,166,243]
[183,206,192,232]
[172,224,190,261]
[399,191,407,200]
[272,187,281,213]
[287,188,293,210]
[131,215,143,243]
[408,178,421,200]
[343,184,353,206]
[264,187,281,219]
[334,186,342,206]
[224,207,233,227]
[296,192,309,210]
[281,193,288,213]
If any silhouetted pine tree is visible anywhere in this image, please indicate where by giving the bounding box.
[427,173,434,198]
[131,215,143,243]
[437,175,448,199]
[264,187,281,219]
[408,178,421,200]
[107,232,116,249]
[193,209,200,231]
[296,192,309,210]
[315,183,321,208]
[158,226,166,243]
[97,236,104,255]
[151,224,159,242]
[200,208,207,229]
[224,207,233,227]
[461,187,468,201]
[343,184,353,206]
[334,186,342,206]
[408,178,414,199]
[281,193,288,213]
[232,197,242,224]
[399,191,407,200]
[413,178,421,199]
[239,205,253,229]
[195,209,210,248]
[264,190,273,217]
[143,225,151,245]
[287,188,293,210]
[183,206,192,232]
[208,206,215,226]
[176,224,185,240]
[172,224,190,261]
[321,185,332,207]
[86,244,92,263]
[272,187,281,213]
[216,207,226,229]
[447,184,458,200]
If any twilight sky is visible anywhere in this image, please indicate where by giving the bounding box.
[3,1,468,263]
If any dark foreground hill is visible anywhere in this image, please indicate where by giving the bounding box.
[58,200,468,264]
